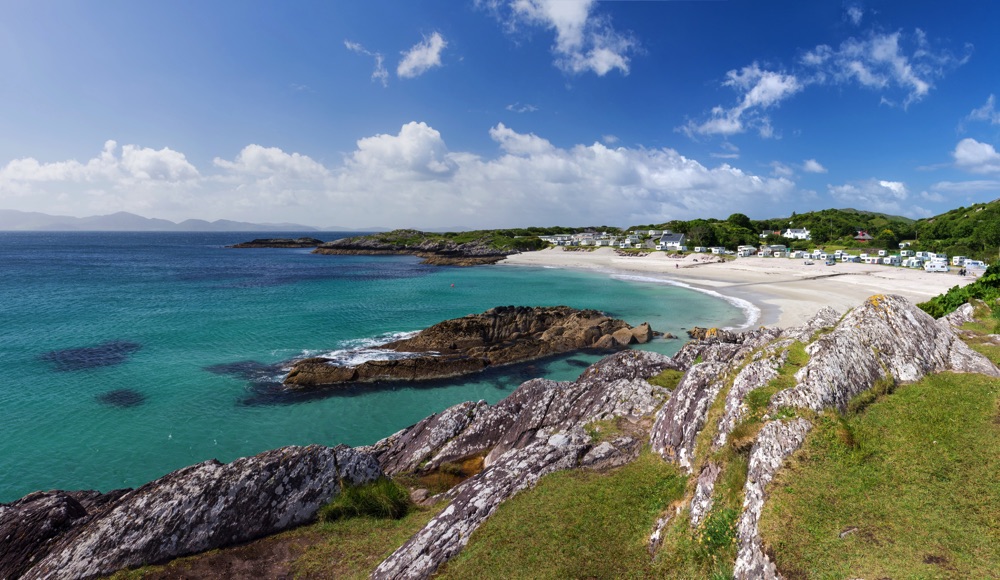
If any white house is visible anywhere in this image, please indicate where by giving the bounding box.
[783,228,811,240]
[656,231,687,251]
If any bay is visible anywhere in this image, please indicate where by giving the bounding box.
[0,232,744,501]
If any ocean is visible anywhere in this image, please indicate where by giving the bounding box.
[0,232,746,502]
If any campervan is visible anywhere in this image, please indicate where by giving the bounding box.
[924,262,950,273]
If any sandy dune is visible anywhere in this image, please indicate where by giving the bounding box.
[500,247,975,329]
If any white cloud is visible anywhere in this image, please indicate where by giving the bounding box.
[601,134,619,145]
[348,121,457,177]
[682,64,801,137]
[967,94,1000,125]
[802,159,827,173]
[920,190,946,202]
[397,32,447,79]
[770,161,794,178]
[804,30,966,108]
[930,179,1000,192]
[0,124,799,228]
[491,0,636,76]
[506,103,539,113]
[846,4,864,26]
[952,138,1000,174]
[686,29,968,140]
[345,40,389,87]
[213,144,329,180]
[827,178,909,213]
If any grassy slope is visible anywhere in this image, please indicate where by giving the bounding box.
[759,338,1000,578]
[439,451,686,579]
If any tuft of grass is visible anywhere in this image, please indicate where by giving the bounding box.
[584,417,626,443]
[759,372,1000,579]
[439,450,686,579]
[319,478,412,522]
[648,368,685,390]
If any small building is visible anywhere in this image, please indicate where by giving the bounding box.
[854,230,874,243]
[656,231,687,251]
[783,228,811,240]
[952,256,967,266]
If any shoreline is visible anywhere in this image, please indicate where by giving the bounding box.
[499,247,975,329]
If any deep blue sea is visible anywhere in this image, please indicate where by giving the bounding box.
[0,232,745,502]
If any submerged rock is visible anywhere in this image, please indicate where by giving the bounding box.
[96,389,146,408]
[39,340,141,372]
[284,306,656,389]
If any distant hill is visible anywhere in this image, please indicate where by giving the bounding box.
[913,198,1000,261]
[0,210,321,232]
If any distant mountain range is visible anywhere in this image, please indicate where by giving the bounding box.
[0,210,337,232]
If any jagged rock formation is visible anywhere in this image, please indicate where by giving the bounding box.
[227,237,325,248]
[284,306,655,388]
[771,294,1000,412]
[366,350,677,578]
[648,296,998,579]
[2,445,380,580]
[312,229,517,266]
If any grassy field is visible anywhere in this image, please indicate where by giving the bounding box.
[439,451,687,579]
[758,370,1000,579]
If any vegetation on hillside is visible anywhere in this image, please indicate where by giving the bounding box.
[911,199,1000,261]
[918,263,1000,318]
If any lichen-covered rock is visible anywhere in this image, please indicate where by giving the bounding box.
[940,301,976,328]
[372,429,594,580]
[19,445,381,580]
[362,401,488,474]
[711,345,789,450]
[689,461,722,528]
[649,362,728,472]
[733,418,812,580]
[772,294,1000,412]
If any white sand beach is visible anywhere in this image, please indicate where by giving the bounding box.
[500,247,976,329]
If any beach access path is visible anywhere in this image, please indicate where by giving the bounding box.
[500,247,976,329]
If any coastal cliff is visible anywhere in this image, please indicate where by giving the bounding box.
[283,305,655,388]
[3,295,997,579]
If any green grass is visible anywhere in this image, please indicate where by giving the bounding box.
[318,478,412,522]
[439,451,687,579]
[648,368,685,390]
[291,504,445,579]
[759,372,1000,579]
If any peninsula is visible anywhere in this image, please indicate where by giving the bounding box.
[310,229,545,266]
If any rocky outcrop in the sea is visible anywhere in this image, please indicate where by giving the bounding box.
[283,306,656,388]
[2,445,380,580]
[227,237,325,248]
[312,229,520,266]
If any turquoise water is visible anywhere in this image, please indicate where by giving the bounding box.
[0,232,744,501]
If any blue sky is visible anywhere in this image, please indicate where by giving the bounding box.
[1,1,999,229]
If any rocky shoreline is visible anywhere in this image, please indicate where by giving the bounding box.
[226,237,326,248]
[3,296,995,579]
[283,305,655,389]
[311,230,521,266]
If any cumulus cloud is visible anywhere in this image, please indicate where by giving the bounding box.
[802,159,827,173]
[348,121,457,178]
[0,123,800,228]
[397,32,447,78]
[345,40,389,87]
[952,138,1000,174]
[827,178,909,213]
[770,162,794,178]
[488,0,636,76]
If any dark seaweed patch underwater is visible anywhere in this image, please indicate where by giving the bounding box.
[39,341,142,371]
